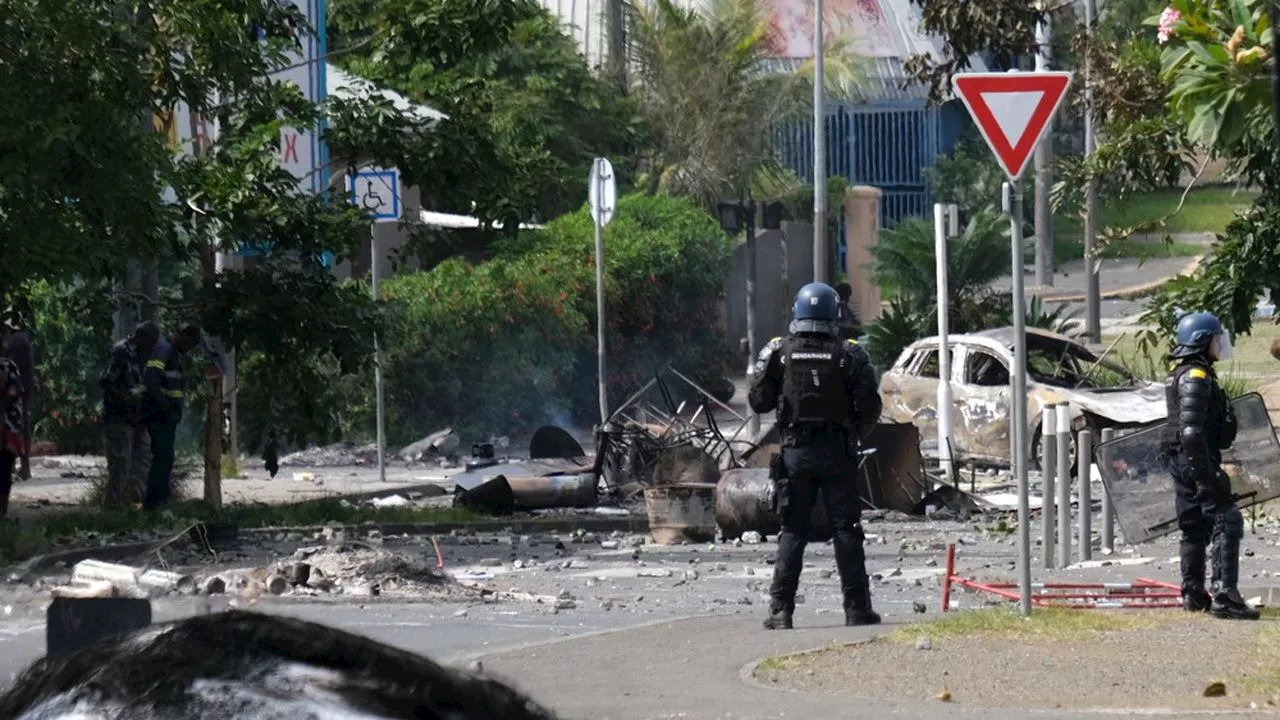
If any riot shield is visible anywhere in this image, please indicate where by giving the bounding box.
[1094,392,1280,545]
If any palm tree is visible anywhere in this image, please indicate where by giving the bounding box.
[624,0,862,206]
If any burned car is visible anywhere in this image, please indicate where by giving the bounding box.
[879,328,1166,468]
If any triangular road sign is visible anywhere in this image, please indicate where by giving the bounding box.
[952,71,1073,182]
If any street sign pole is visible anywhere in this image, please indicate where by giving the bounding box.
[589,158,617,426]
[348,167,402,485]
[953,69,1072,616]
[595,166,609,425]
[1004,181,1032,616]
[371,226,385,485]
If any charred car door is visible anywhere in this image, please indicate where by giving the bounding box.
[952,344,1013,464]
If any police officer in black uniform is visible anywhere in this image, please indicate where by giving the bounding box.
[748,282,883,630]
[1161,311,1258,620]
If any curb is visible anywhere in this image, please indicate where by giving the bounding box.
[1029,255,1204,304]
[738,636,877,694]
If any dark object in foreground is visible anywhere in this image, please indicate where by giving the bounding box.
[46,598,152,659]
[2,610,558,719]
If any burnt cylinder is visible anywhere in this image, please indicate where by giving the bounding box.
[715,468,830,541]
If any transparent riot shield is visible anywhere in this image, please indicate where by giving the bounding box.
[1094,392,1280,545]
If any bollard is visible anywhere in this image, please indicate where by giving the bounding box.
[1041,404,1057,569]
[1077,429,1093,562]
[1100,427,1116,552]
[1055,404,1072,568]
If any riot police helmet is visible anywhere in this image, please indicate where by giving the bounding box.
[1171,311,1233,362]
[792,283,840,321]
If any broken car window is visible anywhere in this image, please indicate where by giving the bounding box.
[914,349,951,379]
[966,350,1009,387]
[1023,335,1139,390]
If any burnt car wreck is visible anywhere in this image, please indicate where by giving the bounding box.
[879,328,1166,469]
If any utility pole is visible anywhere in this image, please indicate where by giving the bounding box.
[1033,10,1054,287]
[1083,0,1101,342]
[812,0,827,283]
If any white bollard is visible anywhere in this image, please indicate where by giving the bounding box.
[1055,404,1072,568]
[1077,429,1093,562]
[1100,427,1116,552]
[1041,404,1057,569]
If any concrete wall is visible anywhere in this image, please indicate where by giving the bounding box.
[724,221,815,360]
[843,186,883,322]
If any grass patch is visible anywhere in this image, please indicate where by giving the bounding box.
[756,655,808,672]
[889,608,1161,644]
[0,498,482,567]
[1241,617,1280,695]
[1102,323,1280,389]
[1054,187,1256,263]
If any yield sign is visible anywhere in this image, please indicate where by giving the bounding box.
[952,71,1073,182]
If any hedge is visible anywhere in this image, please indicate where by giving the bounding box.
[374,192,734,443]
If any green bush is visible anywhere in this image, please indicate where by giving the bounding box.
[21,280,114,454]
[374,193,733,442]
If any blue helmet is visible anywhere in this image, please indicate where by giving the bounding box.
[793,283,840,321]
[1171,311,1227,360]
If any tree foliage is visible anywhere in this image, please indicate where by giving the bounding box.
[0,0,440,455]
[329,0,641,256]
[625,0,813,205]
[1135,0,1279,346]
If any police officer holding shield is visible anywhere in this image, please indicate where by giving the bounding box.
[748,283,882,630]
[1161,311,1258,620]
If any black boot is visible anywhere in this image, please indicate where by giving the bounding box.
[763,600,793,630]
[843,585,880,627]
[1210,585,1261,620]
[1181,582,1211,612]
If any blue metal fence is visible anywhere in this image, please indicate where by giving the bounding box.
[774,100,942,274]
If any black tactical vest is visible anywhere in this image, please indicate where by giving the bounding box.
[779,334,849,430]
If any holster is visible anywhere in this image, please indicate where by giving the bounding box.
[769,452,788,516]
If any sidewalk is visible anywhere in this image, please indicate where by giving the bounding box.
[477,613,1266,720]
[991,255,1200,303]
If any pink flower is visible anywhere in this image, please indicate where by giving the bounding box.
[1158,6,1182,44]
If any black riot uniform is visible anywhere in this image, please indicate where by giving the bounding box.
[1160,311,1258,620]
[748,282,882,630]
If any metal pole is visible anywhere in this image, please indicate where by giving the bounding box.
[745,204,760,438]
[1033,12,1054,287]
[1077,429,1093,562]
[934,204,953,481]
[1005,182,1031,616]
[1041,403,1057,569]
[1055,403,1071,568]
[371,227,386,485]
[595,170,609,425]
[812,0,827,283]
[1100,427,1116,552]
[1083,0,1101,342]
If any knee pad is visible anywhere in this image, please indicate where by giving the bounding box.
[1216,506,1244,540]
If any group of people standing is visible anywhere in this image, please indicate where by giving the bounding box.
[0,301,201,518]
[99,321,203,511]
[749,284,1257,627]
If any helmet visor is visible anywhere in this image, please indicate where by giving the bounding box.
[1210,332,1234,362]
